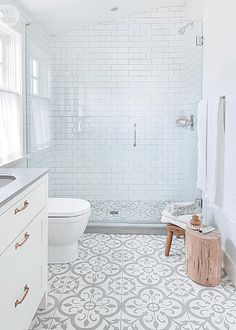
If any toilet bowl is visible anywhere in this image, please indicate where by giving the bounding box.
[48,198,90,264]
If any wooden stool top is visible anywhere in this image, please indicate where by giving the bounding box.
[185,227,220,240]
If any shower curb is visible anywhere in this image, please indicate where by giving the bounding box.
[86,223,166,235]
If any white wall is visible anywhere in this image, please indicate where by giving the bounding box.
[185,0,203,21]
[204,0,236,284]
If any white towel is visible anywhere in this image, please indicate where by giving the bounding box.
[214,96,226,207]
[206,97,225,206]
[161,216,187,229]
[162,210,202,224]
[197,100,208,193]
[223,95,236,221]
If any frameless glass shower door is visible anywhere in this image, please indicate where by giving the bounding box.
[26,9,203,226]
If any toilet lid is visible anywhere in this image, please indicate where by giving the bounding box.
[48,198,90,217]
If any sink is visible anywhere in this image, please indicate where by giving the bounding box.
[0,175,16,188]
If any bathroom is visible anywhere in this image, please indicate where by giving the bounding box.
[0,0,235,329]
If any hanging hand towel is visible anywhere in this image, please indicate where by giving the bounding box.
[223,95,236,221]
[206,97,225,207]
[214,96,226,207]
[197,100,208,193]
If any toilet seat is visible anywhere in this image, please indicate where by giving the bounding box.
[48,198,90,218]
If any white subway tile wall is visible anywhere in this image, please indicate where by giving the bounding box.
[28,5,203,223]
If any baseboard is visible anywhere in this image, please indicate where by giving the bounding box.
[223,251,236,287]
[86,223,166,235]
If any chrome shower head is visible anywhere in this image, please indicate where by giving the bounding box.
[178,21,194,35]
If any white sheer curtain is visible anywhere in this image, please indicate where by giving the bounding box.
[28,44,50,152]
[30,96,49,150]
[0,91,21,164]
[0,22,22,165]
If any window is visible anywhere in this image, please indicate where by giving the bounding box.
[32,59,38,95]
[28,47,50,152]
[0,21,22,165]
[30,53,50,98]
[0,37,5,87]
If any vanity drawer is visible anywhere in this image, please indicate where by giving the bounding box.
[0,258,45,330]
[0,180,47,255]
[0,207,47,322]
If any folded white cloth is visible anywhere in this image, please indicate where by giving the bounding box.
[161,216,187,230]
[166,202,197,216]
[162,210,202,224]
[197,99,208,193]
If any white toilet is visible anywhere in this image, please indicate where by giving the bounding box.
[48,198,91,264]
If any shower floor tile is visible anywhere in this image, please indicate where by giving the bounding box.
[29,234,236,330]
[89,200,170,224]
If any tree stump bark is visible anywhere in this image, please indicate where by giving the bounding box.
[185,227,222,286]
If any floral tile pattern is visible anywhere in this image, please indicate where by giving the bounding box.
[89,200,170,224]
[29,233,236,330]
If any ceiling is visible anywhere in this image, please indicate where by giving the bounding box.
[15,0,186,35]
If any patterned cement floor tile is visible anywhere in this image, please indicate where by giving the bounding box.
[89,200,170,225]
[29,233,236,330]
[50,290,121,330]
[29,291,63,330]
[177,273,236,330]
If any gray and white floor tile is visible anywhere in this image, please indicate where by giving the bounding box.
[89,200,170,224]
[29,233,236,330]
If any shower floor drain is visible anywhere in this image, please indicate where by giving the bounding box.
[110,210,119,215]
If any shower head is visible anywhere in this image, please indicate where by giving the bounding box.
[178,21,194,35]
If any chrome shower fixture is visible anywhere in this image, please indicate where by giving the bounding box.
[176,115,194,129]
[133,124,137,147]
[178,21,194,35]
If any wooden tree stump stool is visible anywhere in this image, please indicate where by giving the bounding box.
[165,224,185,257]
[185,227,222,287]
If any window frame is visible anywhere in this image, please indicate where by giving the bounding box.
[0,21,23,166]
[0,34,7,88]
[30,48,50,99]
[31,58,39,96]
[28,43,51,153]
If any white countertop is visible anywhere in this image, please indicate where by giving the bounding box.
[0,168,49,208]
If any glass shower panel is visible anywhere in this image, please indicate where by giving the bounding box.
[26,17,203,226]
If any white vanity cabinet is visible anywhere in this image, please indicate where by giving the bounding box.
[0,174,48,330]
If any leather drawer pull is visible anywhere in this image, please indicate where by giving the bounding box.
[15,200,29,214]
[15,285,29,307]
[15,232,30,250]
